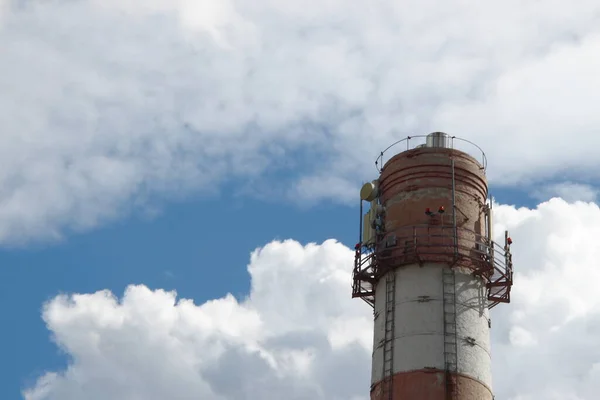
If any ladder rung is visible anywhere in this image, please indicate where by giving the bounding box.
[443,268,458,396]
[383,274,395,397]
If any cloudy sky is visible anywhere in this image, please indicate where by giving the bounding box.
[1,0,600,399]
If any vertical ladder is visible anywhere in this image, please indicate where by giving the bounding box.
[381,271,396,400]
[444,150,459,399]
[442,267,458,399]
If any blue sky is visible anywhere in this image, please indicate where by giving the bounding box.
[0,182,532,399]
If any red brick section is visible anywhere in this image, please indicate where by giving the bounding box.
[377,147,488,274]
[379,147,487,230]
[370,370,493,400]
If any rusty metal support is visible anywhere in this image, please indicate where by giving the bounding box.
[352,224,513,308]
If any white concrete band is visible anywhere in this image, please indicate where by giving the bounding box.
[371,263,492,389]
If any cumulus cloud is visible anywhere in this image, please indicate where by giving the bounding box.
[23,199,600,400]
[489,199,600,399]
[1,1,600,242]
[24,239,372,400]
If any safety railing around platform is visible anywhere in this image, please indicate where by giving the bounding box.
[374,135,487,173]
[352,225,513,309]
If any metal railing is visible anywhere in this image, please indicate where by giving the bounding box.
[352,245,376,307]
[352,224,513,308]
[374,135,488,173]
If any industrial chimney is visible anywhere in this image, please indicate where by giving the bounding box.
[352,132,513,400]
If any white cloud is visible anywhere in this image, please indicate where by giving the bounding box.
[24,239,372,400]
[1,1,600,242]
[23,199,600,400]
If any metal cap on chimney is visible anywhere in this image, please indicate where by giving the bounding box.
[426,131,450,148]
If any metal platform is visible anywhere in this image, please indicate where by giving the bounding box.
[352,224,513,309]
